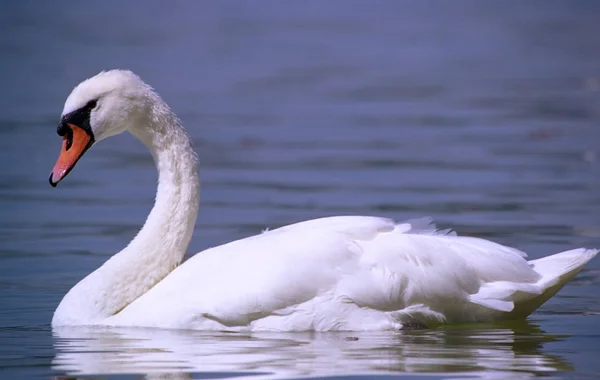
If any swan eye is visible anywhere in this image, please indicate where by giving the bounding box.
[86,99,98,109]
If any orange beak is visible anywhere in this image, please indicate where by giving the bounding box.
[49,123,94,186]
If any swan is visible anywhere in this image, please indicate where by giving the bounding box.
[49,70,598,331]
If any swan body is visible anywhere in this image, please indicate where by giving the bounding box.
[50,70,598,331]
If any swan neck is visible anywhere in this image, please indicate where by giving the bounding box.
[128,103,200,260]
[53,93,200,326]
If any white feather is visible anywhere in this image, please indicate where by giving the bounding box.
[51,70,599,331]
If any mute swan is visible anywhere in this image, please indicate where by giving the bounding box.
[50,70,598,331]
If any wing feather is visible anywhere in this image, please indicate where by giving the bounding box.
[114,216,543,329]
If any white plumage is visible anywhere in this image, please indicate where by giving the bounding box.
[50,70,598,331]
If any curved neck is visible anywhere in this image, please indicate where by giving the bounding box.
[126,104,200,265]
[53,94,200,325]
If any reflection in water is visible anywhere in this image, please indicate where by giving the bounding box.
[52,321,572,379]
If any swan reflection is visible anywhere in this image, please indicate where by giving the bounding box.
[52,321,572,379]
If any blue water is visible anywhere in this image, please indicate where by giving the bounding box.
[1,1,600,379]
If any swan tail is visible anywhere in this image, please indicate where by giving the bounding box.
[529,248,598,289]
[469,248,598,317]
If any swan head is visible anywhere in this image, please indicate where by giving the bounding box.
[49,70,149,186]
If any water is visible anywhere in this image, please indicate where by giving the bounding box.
[1,1,600,379]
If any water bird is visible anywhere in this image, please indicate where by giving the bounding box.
[49,70,598,331]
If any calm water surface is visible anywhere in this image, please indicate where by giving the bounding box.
[1,1,600,379]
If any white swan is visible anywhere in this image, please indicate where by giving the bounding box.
[49,70,598,331]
